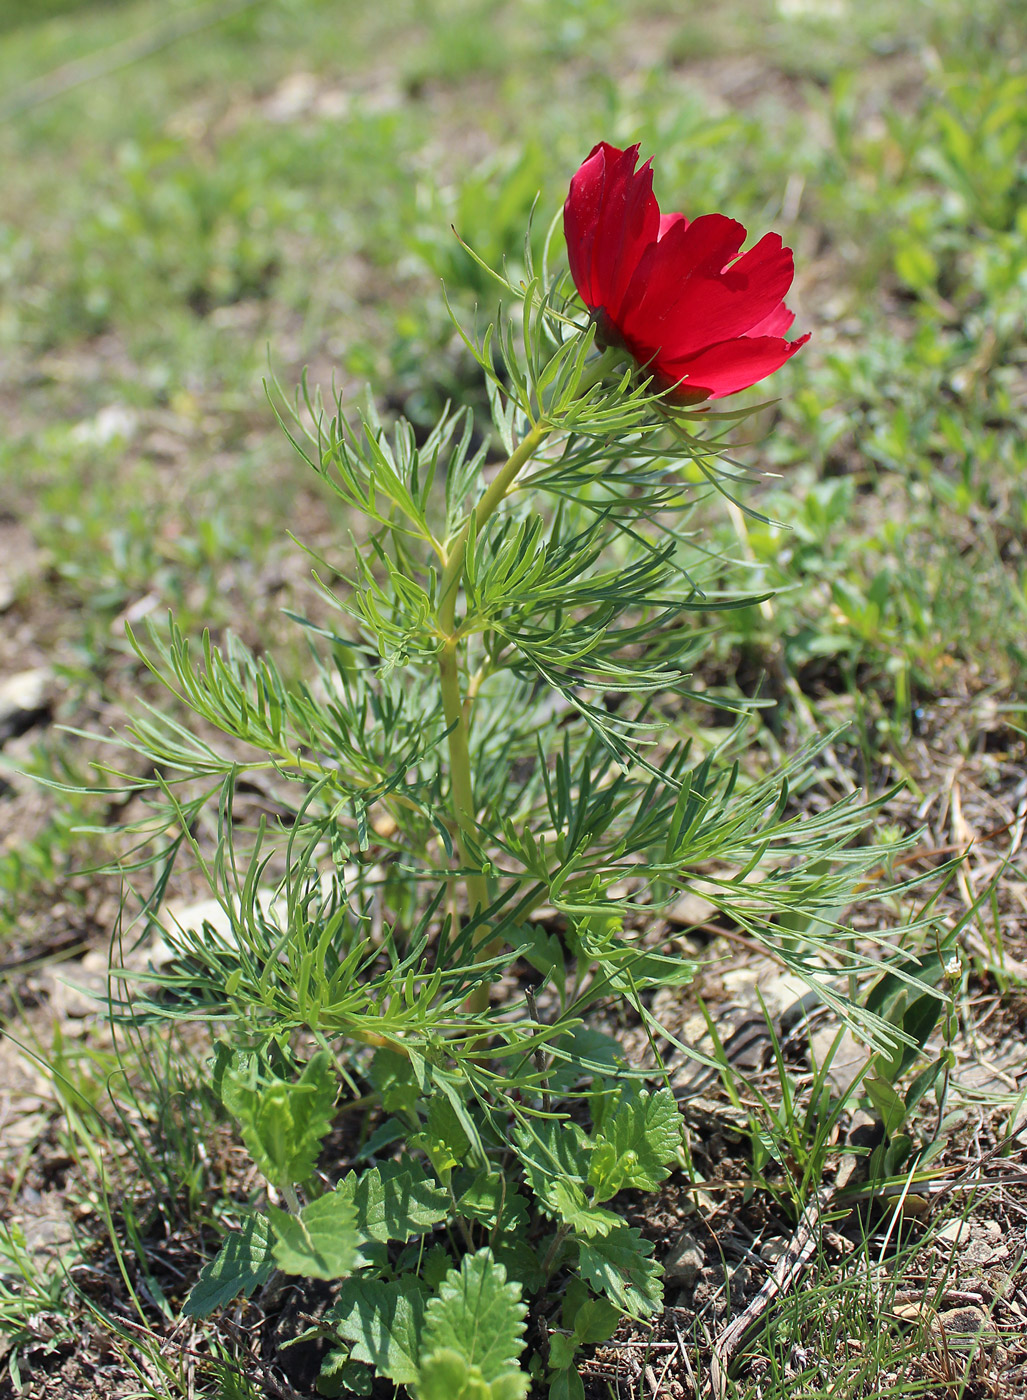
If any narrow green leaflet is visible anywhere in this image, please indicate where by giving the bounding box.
[577,1227,663,1317]
[220,1049,338,1188]
[336,1159,450,1244]
[417,1349,530,1400]
[587,1088,682,1203]
[421,1249,528,1385]
[269,1190,360,1280]
[182,1213,275,1317]
[327,1278,428,1386]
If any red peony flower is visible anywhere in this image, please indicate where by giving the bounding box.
[564,141,809,402]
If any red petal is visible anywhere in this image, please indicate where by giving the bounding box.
[636,230,797,360]
[660,332,810,400]
[658,211,687,239]
[563,143,659,317]
[744,302,796,338]
[564,143,612,307]
[619,213,747,345]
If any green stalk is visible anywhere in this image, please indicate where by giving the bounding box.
[437,420,549,1010]
[436,348,629,1013]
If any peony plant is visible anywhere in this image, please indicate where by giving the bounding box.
[101,143,909,1397]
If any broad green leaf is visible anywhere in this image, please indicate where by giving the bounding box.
[270,1190,360,1280]
[369,1047,421,1117]
[223,1050,338,1188]
[588,1089,682,1203]
[514,1117,589,1185]
[516,1117,622,1235]
[547,1027,626,1094]
[863,1074,907,1138]
[549,1365,585,1400]
[417,1350,529,1400]
[414,1094,472,1175]
[456,1170,530,1235]
[578,1227,663,1317]
[337,1160,449,1244]
[561,1280,620,1346]
[317,1352,373,1398]
[182,1213,274,1317]
[327,1278,428,1386]
[491,1235,546,1295]
[547,1334,578,1370]
[422,1249,527,1385]
[905,1056,945,1113]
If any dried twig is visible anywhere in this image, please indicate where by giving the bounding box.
[709,1187,829,1400]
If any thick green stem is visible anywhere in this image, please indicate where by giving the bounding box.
[438,420,549,1011]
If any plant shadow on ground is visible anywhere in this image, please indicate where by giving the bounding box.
[2,0,1027,1396]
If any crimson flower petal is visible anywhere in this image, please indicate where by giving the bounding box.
[659,332,811,401]
[563,143,808,400]
[564,142,659,320]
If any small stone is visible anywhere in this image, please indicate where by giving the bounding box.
[667,892,717,928]
[0,667,54,744]
[677,1189,718,1218]
[664,1230,704,1287]
[935,1219,972,1246]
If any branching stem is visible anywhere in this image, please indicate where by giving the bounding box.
[436,349,630,1014]
[438,420,550,1010]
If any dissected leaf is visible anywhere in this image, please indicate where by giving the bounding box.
[182,1213,275,1317]
[578,1226,663,1317]
[422,1248,528,1384]
[588,1088,682,1202]
[328,1278,428,1385]
[270,1190,360,1280]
